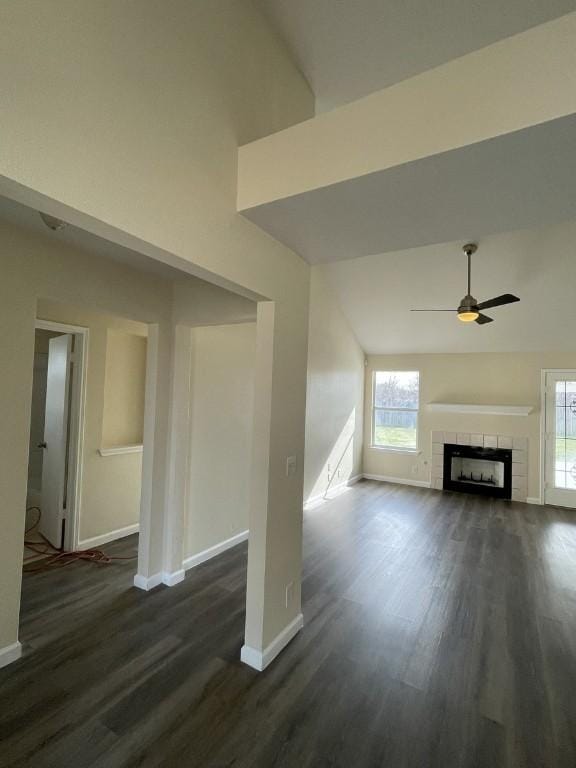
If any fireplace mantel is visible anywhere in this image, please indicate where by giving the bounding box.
[427,403,533,417]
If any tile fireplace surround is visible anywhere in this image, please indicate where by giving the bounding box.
[431,431,528,502]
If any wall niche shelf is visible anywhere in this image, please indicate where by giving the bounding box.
[98,444,144,457]
[427,403,533,417]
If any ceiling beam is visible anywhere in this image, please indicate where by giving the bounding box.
[238,12,576,212]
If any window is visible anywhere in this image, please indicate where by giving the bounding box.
[372,371,419,450]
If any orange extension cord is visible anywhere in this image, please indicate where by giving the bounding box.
[23,507,137,573]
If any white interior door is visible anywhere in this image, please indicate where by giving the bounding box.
[544,370,576,508]
[39,334,73,547]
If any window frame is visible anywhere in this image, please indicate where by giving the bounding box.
[371,370,420,453]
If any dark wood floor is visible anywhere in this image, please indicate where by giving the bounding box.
[2,481,576,767]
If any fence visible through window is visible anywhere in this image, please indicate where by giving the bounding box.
[372,371,419,450]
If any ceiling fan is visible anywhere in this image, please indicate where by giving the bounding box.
[411,243,520,324]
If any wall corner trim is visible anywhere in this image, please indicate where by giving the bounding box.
[183,530,249,572]
[133,572,163,591]
[0,641,22,670]
[241,613,304,672]
[363,473,431,488]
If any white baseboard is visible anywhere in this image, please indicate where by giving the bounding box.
[241,613,304,672]
[162,569,185,587]
[133,569,186,591]
[134,532,249,592]
[363,473,431,488]
[79,523,139,550]
[183,530,249,571]
[133,572,163,591]
[526,496,543,505]
[304,474,363,510]
[0,641,22,669]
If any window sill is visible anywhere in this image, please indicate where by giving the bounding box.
[369,446,422,455]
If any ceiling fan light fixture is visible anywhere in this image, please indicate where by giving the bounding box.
[457,293,479,322]
[457,310,479,323]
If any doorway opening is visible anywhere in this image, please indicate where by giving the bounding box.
[25,321,87,559]
[23,308,149,577]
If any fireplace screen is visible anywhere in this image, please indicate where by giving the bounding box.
[443,444,512,498]
[450,456,505,488]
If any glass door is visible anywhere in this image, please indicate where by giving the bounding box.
[544,371,576,508]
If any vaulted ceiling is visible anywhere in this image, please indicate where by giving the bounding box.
[240,12,576,266]
[319,220,576,354]
[258,0,576,111]
[250,4,576,354]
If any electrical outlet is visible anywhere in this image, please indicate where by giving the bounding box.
[286,456,297,477]
[285,581,294,608]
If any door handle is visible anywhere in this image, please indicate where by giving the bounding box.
[37,442,47,449]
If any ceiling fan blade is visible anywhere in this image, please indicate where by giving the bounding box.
[476,294,520,311]
[475,313,494,325]
[410,309,457,312]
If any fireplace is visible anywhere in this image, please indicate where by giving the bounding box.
[443,443,512,499]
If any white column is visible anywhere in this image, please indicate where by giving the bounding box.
[134,322,172,590]
[242,299,308,671]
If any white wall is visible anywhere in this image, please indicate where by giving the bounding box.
[186,323,256,559]
[364,352,576,500]
[304,268,365,504]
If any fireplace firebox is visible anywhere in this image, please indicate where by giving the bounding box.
[443,443,512,499]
